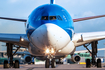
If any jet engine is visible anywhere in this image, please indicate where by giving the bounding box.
[21,55,32,63]
[69,55,81,63]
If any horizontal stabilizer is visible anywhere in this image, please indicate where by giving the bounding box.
[73,15,105,22]
[0,17,27,22]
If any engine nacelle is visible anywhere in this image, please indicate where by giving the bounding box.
[22,55,32,63]
[70,55,81,63]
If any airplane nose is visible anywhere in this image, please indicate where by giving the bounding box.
[30,23,71,51]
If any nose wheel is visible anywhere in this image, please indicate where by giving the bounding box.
[45,59,56,68]
[45,59,50,68]
[51,59,56,68]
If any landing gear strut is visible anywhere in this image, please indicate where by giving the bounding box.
[51,59,56,68]
[84,41,101,68]
[45,59,56,68]
[45,59,50,68]
[3,43,20,68]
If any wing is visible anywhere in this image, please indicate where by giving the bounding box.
[0,33,29,48]
[0,17,28,47]
[0,17,27,22]
[73,15,105,22]
[15,51,31,55]
[72,31,105,47]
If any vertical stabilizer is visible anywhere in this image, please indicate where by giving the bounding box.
[50,0,55,4]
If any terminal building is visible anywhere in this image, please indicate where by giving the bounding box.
[0,42,6,57]
[0,42,6,51]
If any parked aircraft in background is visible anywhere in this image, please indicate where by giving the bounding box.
[0,0,105,68]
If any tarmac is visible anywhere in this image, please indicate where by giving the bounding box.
[0,64,105,70]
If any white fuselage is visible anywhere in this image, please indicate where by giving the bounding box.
[28,23,75,56]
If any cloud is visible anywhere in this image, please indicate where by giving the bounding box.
[56,0,91,7]
[70,11,95,22]
[73,11,105,33]
[0,20,4,26]
[0,22,1,26]
[9,0,19,3]
[81,11,96,25]
[0,21,26,34]
[70,0,90,6]
[82,11,95,17]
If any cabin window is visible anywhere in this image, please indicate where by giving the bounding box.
[41,16,48,20]
[50,16,56,20]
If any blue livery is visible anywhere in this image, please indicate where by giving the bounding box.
[27,4,74,39]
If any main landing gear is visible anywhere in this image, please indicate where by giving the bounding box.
[3,43,20,68]
[83,41,101,68]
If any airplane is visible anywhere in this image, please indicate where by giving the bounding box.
[0,0,105,68]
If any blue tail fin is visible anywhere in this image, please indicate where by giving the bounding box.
[50,0,55,4]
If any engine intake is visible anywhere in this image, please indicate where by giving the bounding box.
[70,55,81,63]
[23,55,32,63]
[25,56,31,63]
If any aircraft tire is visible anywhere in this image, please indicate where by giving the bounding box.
[51,59,56,68]
[14,60,19,68]
[32,62,34,64]
[86,59,90,68]
[45,59,50,68]
[97,58,101,68]
[3,60,9,68]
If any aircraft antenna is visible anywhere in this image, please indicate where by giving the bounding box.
[50,0,55,4]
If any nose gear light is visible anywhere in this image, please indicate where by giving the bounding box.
[46,49,49,53]
[51,48,54,53]
[45,48,55,54]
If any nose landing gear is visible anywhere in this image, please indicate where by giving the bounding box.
[45,59,56,68]
[45,54,56,68]
[45,59,50,68]
[51,59,56,68]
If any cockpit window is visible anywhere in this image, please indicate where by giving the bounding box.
[35,16,41,21]
[50,16,56,20]
[41,16,48,20]
[41,16,62,21]
[57,15,62,20]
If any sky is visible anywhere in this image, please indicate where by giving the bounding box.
[0,0,105,56]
